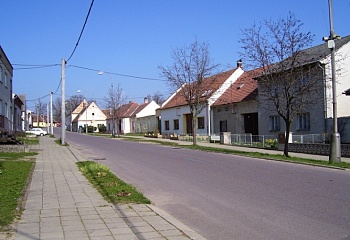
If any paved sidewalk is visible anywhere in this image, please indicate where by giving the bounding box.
[14,137,205,240]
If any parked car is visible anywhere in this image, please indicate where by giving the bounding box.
[26,128,48,136]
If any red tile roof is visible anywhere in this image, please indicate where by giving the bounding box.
[119,102,139,118]
[161,68,237,109]
[212,68,263,106]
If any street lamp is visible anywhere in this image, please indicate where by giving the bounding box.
[98,71,116,137]
[323,0,341,163]
[77,90,88,134]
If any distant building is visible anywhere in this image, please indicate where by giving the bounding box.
[0,46,14,131]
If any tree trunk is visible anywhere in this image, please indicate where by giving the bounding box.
[284,124,290,157]
[192,114,197,145]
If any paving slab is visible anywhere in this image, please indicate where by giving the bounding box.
[3,136,205,240]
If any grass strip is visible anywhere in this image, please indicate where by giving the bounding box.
[119,136,350,169]
[76,161,150,204]
[0,155,35,228]
[16,137,39,145]
[182,145,350,169]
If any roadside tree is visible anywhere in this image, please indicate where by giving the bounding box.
[239,13,320,157]
[159,39,220,145]
[104,83,126,137]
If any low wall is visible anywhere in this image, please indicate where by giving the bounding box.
[0,145,29,153]
[288,143,350,157]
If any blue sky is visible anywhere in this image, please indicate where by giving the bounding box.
[1,0,349,111]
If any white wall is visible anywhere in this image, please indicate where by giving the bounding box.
[161,105,208,135]
[323,42,350,118]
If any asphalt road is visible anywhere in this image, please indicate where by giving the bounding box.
[56,130,350,240]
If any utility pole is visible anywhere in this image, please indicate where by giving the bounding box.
[61,59,66,145]
[50,91,53,134]
[324,0,341,162]
[112,82,115,137]
[46,105,49,134]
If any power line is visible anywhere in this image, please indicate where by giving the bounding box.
[69,64,167,82]
[66,0,95,62]
[12,63,60,70]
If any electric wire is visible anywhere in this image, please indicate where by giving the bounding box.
[69,64,167,81]
[66,0,95,62]
[12,63,60,70]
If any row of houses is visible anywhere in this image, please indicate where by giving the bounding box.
[67,98,160,134]
[0,46,27,134]
[160,36,350,143]
[70,36,350,143]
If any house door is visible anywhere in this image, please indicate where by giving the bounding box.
[185,114,193,135]
[220,120,227,132]
[244,113,258,139]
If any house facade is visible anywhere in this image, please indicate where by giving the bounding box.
[104,101,139,134]
[0,46,14,131]
[13,94,24,132]
[134,100,160,133]
[160,66,244,136]
[257,35,350,143]
[71,100,106,132]
[211,68,262,136]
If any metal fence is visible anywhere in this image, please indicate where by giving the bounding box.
[230,134,278,148]
[178,133,327,149]
[292,134,326,144]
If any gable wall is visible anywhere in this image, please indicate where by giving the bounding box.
[212,101,258,134]
[323,42,350,118]
[161,105,208,135]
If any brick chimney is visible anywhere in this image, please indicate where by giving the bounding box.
[237,59,243,68]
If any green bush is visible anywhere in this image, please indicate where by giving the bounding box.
[98,124,106,133]
[265,139,278,149]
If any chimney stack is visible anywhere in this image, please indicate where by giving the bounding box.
[144,97,149,104]
[237,59,243,68]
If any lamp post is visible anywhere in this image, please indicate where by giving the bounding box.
[98,71,115,137]
[77,90,88,134]
[323,0,341,163]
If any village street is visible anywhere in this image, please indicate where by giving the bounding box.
[53,129,350,240]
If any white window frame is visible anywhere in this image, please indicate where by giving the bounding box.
[297,113,310,131]
[4,72,8,87]
[0,66,3,83]
[269,115,280,132]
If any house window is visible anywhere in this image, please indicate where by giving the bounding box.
[0,66,2,83]
[269,115,280,131]
[165,120,169,130]
[198,117,205,129]
[220,120,227,132]
[297,113,310,131]
[4,73,8,87]
[173,119,179,130]
[4,103,8,118]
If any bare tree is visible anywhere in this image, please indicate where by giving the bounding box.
[35,99,47,127]
[239,13,320,157]
[146,91,166,105]
[152,91,166,105]
[159,39,220,145]
[53,94,84,123]
[52,97,62,123]
[104,83,126,137]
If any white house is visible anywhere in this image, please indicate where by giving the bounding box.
[72,100,106,132]
[134,100,160,133]
[160,65,244,136]
[211,68,263,135]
